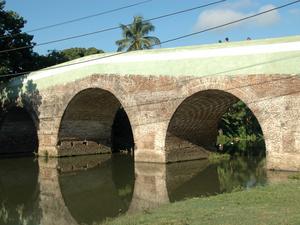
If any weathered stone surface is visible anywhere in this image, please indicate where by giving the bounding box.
[1,73,300,170]
[57,141,110,157]
[1,36,300,171]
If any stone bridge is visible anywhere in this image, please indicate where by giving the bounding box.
[1,35,300,171]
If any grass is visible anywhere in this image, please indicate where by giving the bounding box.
[288,173,300,180]
[208,152,231,164]
[102,180,300,225]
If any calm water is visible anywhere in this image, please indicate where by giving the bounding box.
[0,153,291,225]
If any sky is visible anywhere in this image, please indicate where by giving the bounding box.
[4,0,300,55]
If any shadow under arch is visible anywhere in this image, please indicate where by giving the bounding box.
[165,89,266,162]
[57,154,134,225]
[57,88,134,156]
[0,106,39,155]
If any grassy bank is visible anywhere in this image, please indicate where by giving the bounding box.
[103,180,300,225]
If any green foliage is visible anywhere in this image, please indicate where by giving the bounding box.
[116,16,161,52]
[288,173,300,180]
[217,101,265,155]
[0,0,35,81]
[217,156,266,193]
[219,101,263,139]
[0,0,43,115]
[0,202,37,225]
[208,152,231,164]
[118,184,132,197]
[62,47,104,60]
[33,47,104,69]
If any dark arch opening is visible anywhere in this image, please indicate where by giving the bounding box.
[57,88,134,156]
[0,107,38,155]
[111,107,134,153]
[165,90,265,162]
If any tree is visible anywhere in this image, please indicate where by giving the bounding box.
[219,101,263,139]
[116,16,160,52]
[61,47,104,60]
[0,0,40,113]
[0,0,35,82]
[217,101,265,155]
[33,47,105,69]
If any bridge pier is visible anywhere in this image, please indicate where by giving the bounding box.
[128,162,169,213]
[2,36,300,171]
[37,115,64,157]
[32,74,300,172]
[133,122,168,163]
[37,158,78,225]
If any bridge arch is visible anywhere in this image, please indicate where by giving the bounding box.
[164,87,266,162]
[0,104,39,155]
[57,87,135,156]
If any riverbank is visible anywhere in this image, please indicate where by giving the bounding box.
[103,180,300,225]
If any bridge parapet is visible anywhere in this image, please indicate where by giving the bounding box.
[1,35,300,171]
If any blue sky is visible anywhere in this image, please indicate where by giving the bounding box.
[5,0,300,54]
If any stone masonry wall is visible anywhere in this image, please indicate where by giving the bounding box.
[28,74,300,171]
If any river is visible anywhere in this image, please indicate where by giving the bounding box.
[0,152,293,225]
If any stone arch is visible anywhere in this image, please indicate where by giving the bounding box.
[165,88,266,162]
[57,88,135,156]
[0,104,39,155]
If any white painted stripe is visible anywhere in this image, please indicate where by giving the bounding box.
[26,41,300,82]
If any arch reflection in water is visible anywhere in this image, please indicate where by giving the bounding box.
[43,155,269,225]
[167,156,267,202]
[0,157,40,225]
[0,154,293,225]
[128,155,269,212]
[58,154,134,225]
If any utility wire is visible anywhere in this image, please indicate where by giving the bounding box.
[1,0,300,79]
[0,0,153,40]
[0,0,226,54]
[161,0,300,45]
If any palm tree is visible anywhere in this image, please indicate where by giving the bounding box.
[116,16,161,52]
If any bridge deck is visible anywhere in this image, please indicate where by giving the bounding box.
[21,35,300,90]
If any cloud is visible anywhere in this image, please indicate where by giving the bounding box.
[229,0,253,9]
[195,9,245,31]
[289,8,300,15]
[194,3,280,31]
[254,5,280,26]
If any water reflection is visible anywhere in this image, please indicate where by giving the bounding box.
[0,154,296,225]
[0,157,40,225]
[58,154,134,225]
[128,163,169,213]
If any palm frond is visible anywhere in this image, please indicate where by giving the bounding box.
[144,36,161,47]
[116,38,131,52]
[140,22,155,35]
[115,15,160,51]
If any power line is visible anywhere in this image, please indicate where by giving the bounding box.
[0,0,153,40]
[0,0,226,54]
[1,0,300,79]
[161,0,300,45]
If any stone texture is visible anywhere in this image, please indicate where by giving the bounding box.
[1,73,300,171]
